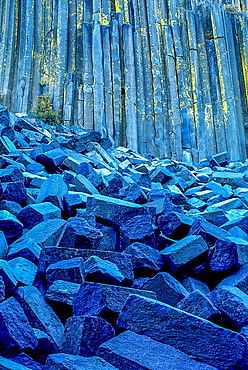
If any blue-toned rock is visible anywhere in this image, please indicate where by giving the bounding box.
[181,277,210,295]
[188,218,230,246]
[117,294,248,369]
[17,202,61,229]
[120,214,154,242]
[208,238,239,271]
[62,316,115,356]
[0,259,17,292]
[0,276,5,302]
[72,282,156,319]
[123,242,163,273]
[43,353,118,370]
[43,247,134,286]
[2,182,27,205]
[8,257,37,285]
[157,212,194,239]
[98,331,217,370]
[14,286,64,348]
[7,238,42,264]
[217,264,248,294]
[0,231,8,259]
[161,235,208,271]
[46,280,80,305]
[0,200,22,215]
[43,353,117,370]
[0,165,23,183]
[46,257,84,286]
[26,162,45,174]
[72,174,99,194]
[37,174,68,210]
[28,328,59,364]
[150,165,174,184]
[209,285,248,329]
[0,297,37,355]
[177,290,219,320]
[18,219,66,247]
[0,210,23,244]
[86,194,145,226]
[85,256,125,285]
[142,272,188,306]
[57,217,102,249]
[10,353,43,370]
[0,356,34,370]
[36,148,67,170]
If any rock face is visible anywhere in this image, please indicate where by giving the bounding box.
[2,107,248,368]
[1,1,248,162]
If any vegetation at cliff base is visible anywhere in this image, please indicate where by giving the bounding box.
[31,93,63,126]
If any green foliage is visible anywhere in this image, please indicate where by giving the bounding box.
[31,93,63,126]
[225,4,242,14]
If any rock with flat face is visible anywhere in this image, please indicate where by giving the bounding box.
[42,248,134,286]
[208,238,239,271]
[188,218,230,246]
[157,212,194,239]
[0,210,23,244]
[46,257,85,286]
[0,276,4,303]
[9,353,43,370]
[98,331,218,370]
[209,285,248,329]
[7,238,42,264]
[8,257,37,286]
[0,165,23,183]
[161,235,208,271]
[120,214,154,241]
[123,242,163,273]
[117,294,248,369]
[46,280,80,306]
[18,219,66,247]
[43,354,118,370]
[2,182,27,205]
[84,256,125,286]
[72,282,156,319]
[86,194,146,226]
[62,316,114,356]
[142,272,188,306]
[36,148,67,170]
[0,356,35,370]
[14,286,64,348]
[181,277,210,295]
[28,328,59,364]
[37,174,68,210]
[177,290,219,320]
[17,202,61,229]
[56,217,103,249]
[0,231,8,259]
[0,259,17,292]
[0,297,38,356]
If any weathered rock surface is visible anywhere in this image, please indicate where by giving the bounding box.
[1,105,248,368]
[1,0,248,163]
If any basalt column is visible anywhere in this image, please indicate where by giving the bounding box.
[0,0,248,162]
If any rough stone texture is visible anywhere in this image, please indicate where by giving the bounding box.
[0,297,38,356]
[72,282,156,319]
[98,331,218,370]
[1,1,248,163]
[43,353,118,370]
[62,316,115,356]
[117,294,248,369]
[14,286,64,348]
[2,103,248,367]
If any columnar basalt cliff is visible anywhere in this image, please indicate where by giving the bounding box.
[0,0,248,162]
